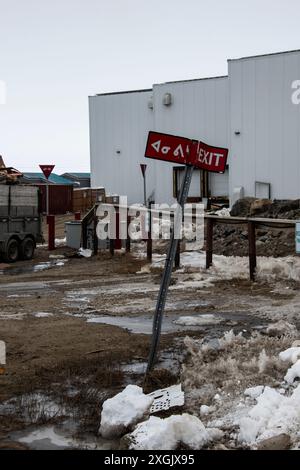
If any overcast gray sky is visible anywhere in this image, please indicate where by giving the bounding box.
[0,0,299,173]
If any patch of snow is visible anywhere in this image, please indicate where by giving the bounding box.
[238,384,300,445]
[34,312,54,318]
[54,237,66,247]
[151,251,300,282]
[78,248,92,258]
[18,426,75,448]
[99,385,154,438]
[200,405,214,416]
[214,208,231,217]
[244,386,265,399]
[174,314,222,326]
[0,312,26,320]
[279,347,300,364]
[129,413,221,450]
[284,360,300,384]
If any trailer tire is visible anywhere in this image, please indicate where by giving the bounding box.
[4,239,20,263]
[20,238,35,261]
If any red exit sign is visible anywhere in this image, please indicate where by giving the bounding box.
[191,141,228,173]
[145,131,228,173]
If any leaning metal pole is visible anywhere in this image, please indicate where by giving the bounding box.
[146,164,194,373]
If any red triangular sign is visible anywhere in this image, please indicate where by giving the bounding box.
[140,164,147,177]
[39,165,55,179]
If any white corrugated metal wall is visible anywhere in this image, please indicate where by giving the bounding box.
[89,90,156,205]
[152,77,229,203]
[229,50,300,201]
[89,77,229,205]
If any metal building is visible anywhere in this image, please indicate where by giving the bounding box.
[89,77,229,205]
[229,49,300,201]
[89,49,300,205]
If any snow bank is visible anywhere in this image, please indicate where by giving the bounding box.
[153,251,300,282]
[279,347,300,364]
[284,360,300,384]
[239,384,300,445]
[129,413,222,450]
[99,385,154,438]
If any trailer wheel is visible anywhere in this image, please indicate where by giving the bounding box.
[4,239,19,263]
[20,238,35,261]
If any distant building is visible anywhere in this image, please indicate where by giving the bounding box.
[61,172,91,188]
[21,173,74,185]
[20,172,73,214]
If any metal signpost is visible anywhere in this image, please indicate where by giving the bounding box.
[144,131,228,373]
[39,165,55,215]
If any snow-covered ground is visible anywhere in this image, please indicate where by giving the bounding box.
[150,250,300,283]
[99,325,300,450]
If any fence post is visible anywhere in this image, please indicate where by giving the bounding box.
[147,206,152,262]
[115,209,122,250]
[93,213,98,255]
[175,240,180,268]
[206,218,214,269]
[47,215,55,251]
[248,221,256,281]
[109,214,115,256]
[126,214,131,253]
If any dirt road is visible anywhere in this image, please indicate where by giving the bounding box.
[1,243,300,449]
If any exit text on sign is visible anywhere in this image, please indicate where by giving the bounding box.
[145,131,228,173]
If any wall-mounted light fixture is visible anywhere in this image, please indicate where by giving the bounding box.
[163,92,172,106]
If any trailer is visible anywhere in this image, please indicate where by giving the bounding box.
[0,185,43,262]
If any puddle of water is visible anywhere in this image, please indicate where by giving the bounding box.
[85,311,262,335]
[10,423,118,450]
[3,391,120,450]
[85,313,225,334]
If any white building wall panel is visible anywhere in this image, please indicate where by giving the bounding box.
[90,77,229,206]
[89,91,155,205]
[229,51,300,201]
[152,77,229,203]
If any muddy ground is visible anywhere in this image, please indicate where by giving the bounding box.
[0,241,300,449]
